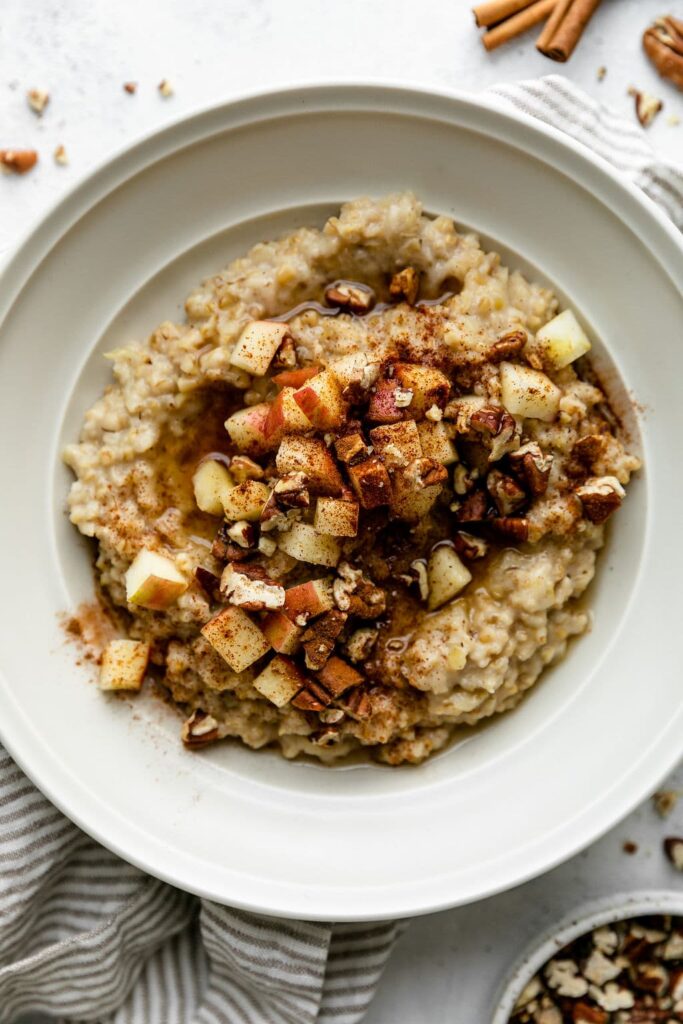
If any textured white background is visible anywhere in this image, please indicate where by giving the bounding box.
[2,1,682,1021]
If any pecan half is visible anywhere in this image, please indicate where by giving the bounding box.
[487,469,527,516]
[575,476,624,524]
[181,709,219,748]
[509,441,553,497]
[389,267,420,305]
[643,16,683,90]
[489,329,526,362]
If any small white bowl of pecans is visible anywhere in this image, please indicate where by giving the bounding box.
[494,891,683,1024]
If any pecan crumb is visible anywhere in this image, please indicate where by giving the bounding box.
[27,88,49,115]
[629,86,663,128]
[123,82,138,95]
[0,149,38,174]
[53,144,68,165]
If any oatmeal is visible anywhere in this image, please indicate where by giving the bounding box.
[63,193,640,765]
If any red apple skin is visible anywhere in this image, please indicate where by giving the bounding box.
[283,579,333,622]
[272,367,320,388]
[225,403,272,455]
[292,370,345,429]
[262,611,303,654]
[263,390,287,440]
[367,380,403,423]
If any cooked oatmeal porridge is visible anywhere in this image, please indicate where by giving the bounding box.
[64,193,640,765]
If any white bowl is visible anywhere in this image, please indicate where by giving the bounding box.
[492,890,683,1023]
[0,84,682,921]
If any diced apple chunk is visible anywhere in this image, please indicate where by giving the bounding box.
[393,363,450,417]
[427,546,472,611]
[369,421,422,469]
[272,366,320,388]
[316,656,363,697]
[262,611,304,654]
[499,362,561,423]
[201,606,271,672]
[222,480,270,521]
[293,369,346,429]
[347,457,392,509]
[276,436,343,495]
[263,387,313,443]
[277,522,341,567]
[314,498,359,537]
[534,310,591,370]
[252,655,305,707]
[125,549,188,610]
[224,403,271,455]
[230,320,291,376]
[192,459,234,516]
[417,421,458,465]
[100,639,150,691]
[283,578,334,622]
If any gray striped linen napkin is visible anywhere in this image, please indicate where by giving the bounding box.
[1,75,681,1024]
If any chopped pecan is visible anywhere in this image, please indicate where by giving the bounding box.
[406,457,449,489]
[220,563,285,611]
[325,281,374,314]
[316,656,363,697]
[453,463,479,496]
[0,149,38,174]
[629,86,663,128]
[509,442,553,497]
[453,531,488,560]
[454,489,489,523]
[487,469,527,516]
[346,627,379,662]
[342,687,372,720]
[273,472,310,509]
[489,329,526,362]
[311,726,342,747]
[212,522,252,561]
[575,476,624,524]
[571,1004,607,1024]
[571,434,608,471]
[489,516,529,542]
[333,562,386,618]
[469,406,520,462]
[643,16,683,90]
[632,962,669,996]
[389,267,420,305]
[271,334,297,369]
[347,456,392,509]
[181,709,219,748]
[334,432,368,465]
[226,520,258,549]
[302,609,347,670]
[194,567,222,601]
[292,688,327,712]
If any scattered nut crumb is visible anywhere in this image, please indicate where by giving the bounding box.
[654,789,679,818]
[27,88,49,115]
[597,66,607,81]
[123,82,137,95]
[53,144,68,166]
[664,836,683,870]
[622,840,638,855]
[0,149,38,174]
[668,114,681,126]
[629,86,663,128]
[158,79,173,98]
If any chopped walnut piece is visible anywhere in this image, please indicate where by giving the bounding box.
[575,476,625,524]
[181,709,219,748]
[27,88,49,115]
[453,531,488,560]
[487,469,527,516]
[629,86,663,128]
[324,281,374,314]
[509,442,553,496]
[301,609,347,670]
[389,267,420,305]
[0,149,38,174]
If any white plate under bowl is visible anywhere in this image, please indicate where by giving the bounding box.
[0,84,682,922]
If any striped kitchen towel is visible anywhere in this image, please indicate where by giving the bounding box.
[1,75,680,1024]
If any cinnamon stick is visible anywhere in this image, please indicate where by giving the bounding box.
[473,0,536,29]
[536,0,602,61]
[536,0,572,50]
[483,0,557,51]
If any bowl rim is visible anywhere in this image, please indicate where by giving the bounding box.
[492,889,683,1023]
[1,82,682,919]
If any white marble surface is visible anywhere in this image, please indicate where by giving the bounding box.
[2,1,683,1021]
